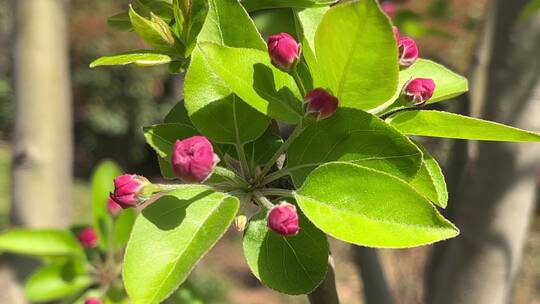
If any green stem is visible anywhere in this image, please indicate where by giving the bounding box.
[259,188,294,198]
[235,142,252,180]
[258,123,305,181]
[253,191,275,210]
[291,69,307,97]
[260,167,293,186]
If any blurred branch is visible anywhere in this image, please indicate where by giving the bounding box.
[307,256,340,304]
[352,247,394,304]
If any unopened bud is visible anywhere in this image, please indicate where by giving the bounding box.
[78,227,98,248]
[172,136,219,183]
[110,174,152,208]
[106,197,122,216]
[84,298,101,304]
[304,88,338,121]
[398,36,419,67]
[403,78,436,106]
[150,12,175,46]
[234,215,248,232]
[381,1,396,18]
[267,33,301,72]
[267,202,300,236]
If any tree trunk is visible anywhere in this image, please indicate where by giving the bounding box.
[426,1,540,303]
[352,247,394,304]
[0,1,72,303]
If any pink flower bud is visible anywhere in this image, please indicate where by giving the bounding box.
[110,174,149,208]
[267,32,301,72]
[403,78,436,106]
[381,1,396,18]
[172,136,219,183]
[106,197,122,216]
[398,36,419,67]
[267,202,300,236]
[78,227,98,248]
[304,88,338,121]
[84,298,102,304]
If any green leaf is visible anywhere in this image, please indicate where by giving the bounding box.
[198,43,303,123]
[91,160,122,249]
[164,101,194,125]
[387,110,540,142]
[409,142,448,208]
[182,0,209,56]
[243,211,329,295]
[294,162,459,248]
[90,51,172,68]
[245,127,283,166]
[315,0,398,111]
[295,7,329,88]
[389,59,468,108]
[108,11,132,32]
[108,1,175,32]
[123,186,239,304]
[287,108,422,187]
[112,208,137,249]
[143,123,199,179]
[129,5,177,54]
[0,229,83,257]
[24,260,93,302]
[185,52,270,144]
[518,0,540,23]
[242,0,336,12]
[184,0,270,143]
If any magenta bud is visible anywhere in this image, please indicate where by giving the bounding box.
[398,36,419,67]
[304,88,338,121]
[84,298,102,304]
[267,32,301,72]
[110,174,150,208]
[403,78,436,106]
[267,202,300,236]
[78,227,98,248]
[172,136,219,183]
[381,1,396,18]
[106,197,122,216]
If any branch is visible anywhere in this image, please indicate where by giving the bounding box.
[352,246,394,304]
[308,256,340,304]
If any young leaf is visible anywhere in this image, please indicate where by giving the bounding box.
[182,0,209,56]
[243,211,329,295]
[111,208,137,249]
[242,0,336,12]
[183,0,270,143]
[0,229,83,257]
[315,0,399,111]
[287,108,422,187]
[129,5,177,54]
[198,43,303,123]
[294,162,459,248]
[387,110,540,142]
[123,186,239,304]
[90,51,172,68]
[24,260,93,302]
[108,11,132,32]
[91,160,122,249]
[409,142,448,208]
[388,59,468,108]
[143,123,199,178]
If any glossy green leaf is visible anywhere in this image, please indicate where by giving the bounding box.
[129,5,177,54]
[315,0,398,111]
[184,0,270,143]
[123,186,239,304]
[387,110,540,142]
[24,260,93,302]
[182,0,209,55]
[294,162,459,248]
[242,0,336,12]
[112,208,137,249]
[389,59,468,108]
[164,101,194,125]
[90,51,172,68]
[287,108,422,187]
[91,160,122,249]
[409,142,448,208]
[243,211,328,295]
[198,43,303,123]
[295,7,329,88]
[143,123,199,179]
[0,229,83,257]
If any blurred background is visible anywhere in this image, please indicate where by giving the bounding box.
[0,0,539,303]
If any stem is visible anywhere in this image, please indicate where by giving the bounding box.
[308,255,340,304]
[235,142,251,180]
[260,167,292,185]
[259,123,305,180]
[259,188,294,198]
[252,191,275,210]
[352,247,394,304]
[291,69,307,97]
